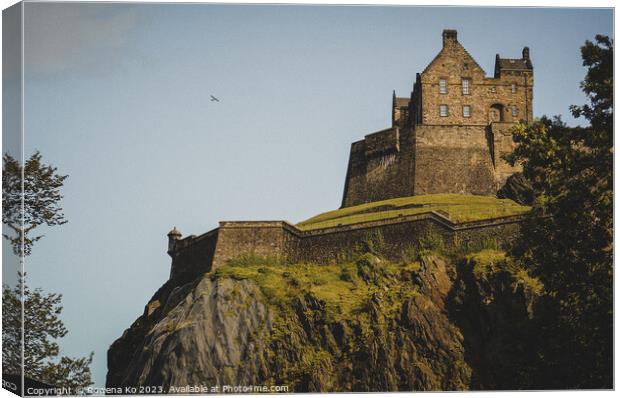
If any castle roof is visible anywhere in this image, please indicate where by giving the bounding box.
[421,30,486,76]
[168,226,182,237]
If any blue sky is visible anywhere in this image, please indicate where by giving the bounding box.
[2,2,613,387]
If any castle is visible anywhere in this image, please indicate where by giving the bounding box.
[343,29,532,206]
[164,30,531,282]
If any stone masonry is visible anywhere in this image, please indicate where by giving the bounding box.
[341,29,532,207]
[166,213,523,282]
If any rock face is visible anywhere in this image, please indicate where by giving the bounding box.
[107,251,537,392]
[497,173,535,205]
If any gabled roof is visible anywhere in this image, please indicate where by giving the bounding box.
[422,40,486,75]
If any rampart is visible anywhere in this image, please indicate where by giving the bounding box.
[167,213,522,282]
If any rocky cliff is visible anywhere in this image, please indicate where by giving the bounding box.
[107,247,540,392]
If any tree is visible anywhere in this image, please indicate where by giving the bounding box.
[505,35,613,389]
[2,152,93,390]
[2,151,68,257]
[2,277,94,389]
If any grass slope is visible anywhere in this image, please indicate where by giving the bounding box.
[297,194,530,230]
[212,253,419,322]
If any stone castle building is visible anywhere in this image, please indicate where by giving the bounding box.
[342,29,532,207]
[163,30,532,280]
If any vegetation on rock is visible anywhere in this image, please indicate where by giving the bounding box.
[107,232,542,391]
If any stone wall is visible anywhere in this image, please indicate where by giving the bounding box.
[341,127,414,207]
[210,221,297,269]
[489,122,522,184]
[167,213,523,281]
[170,229,218,282]
[418,31,533,126]
[412,124,496,195]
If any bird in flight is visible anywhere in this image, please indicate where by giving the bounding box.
[210,95,220,102]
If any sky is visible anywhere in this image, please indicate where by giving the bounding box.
[1,1,614,387]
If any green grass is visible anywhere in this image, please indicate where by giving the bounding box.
[297,194,530,230]
[212,253,421,321]
[467,249,543,294]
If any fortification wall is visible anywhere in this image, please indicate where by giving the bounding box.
[413,124,496,195]
[294,216,449,264]
[167,214,523,281]
[169,229,218,281]
[341,123,524,206]
[341,127,414,207]
[210,221,297,269]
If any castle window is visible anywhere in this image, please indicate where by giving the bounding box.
[439,79,447,94]
[462,78,471,95]
[439,104,449,117]
[463,105,471,118]
[491,86,496,93]
[511,83,517,93]
[512,105,518,116]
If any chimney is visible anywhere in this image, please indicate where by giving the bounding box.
[442,29,458,47]
[522,46,530,60]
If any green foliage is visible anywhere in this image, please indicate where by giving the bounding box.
[505,35,613,388]
[356,230,385,256]
[297,194,530,230]
[2,151,68,257]
[2,275,93,389]
[417,229,445,255]
[2,152,92,389]
[447,236,500,260]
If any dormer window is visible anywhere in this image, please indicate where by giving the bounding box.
[462,78,471,95]
[511,83,517,93]
[439,79,447,94]
[439,104,449,117]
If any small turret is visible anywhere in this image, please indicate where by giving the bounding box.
[167,226,182,255]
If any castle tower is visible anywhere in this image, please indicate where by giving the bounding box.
[341,29,533,207]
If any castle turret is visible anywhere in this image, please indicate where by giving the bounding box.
[167,226,182,255]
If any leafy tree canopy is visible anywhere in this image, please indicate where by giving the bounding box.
[2,152,92,389]
[2,276,94,390]
[506,35,613,389]
[2,151,68,257]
